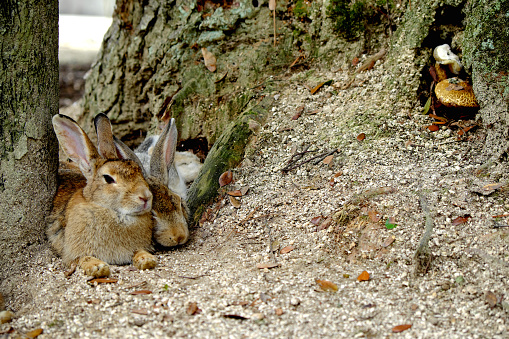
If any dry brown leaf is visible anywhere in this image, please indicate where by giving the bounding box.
[201,48,216,72]
[485,291,498,308]
[26,328,43,338]
[131,309,149,315]
[357,271,370,282]
[292,105,305,120]
[280,245,294,254]
[227,190,242,197]
[323,155,334,165]
[356,133,366,141]
[382,235,395,248]
[458,125,476,136]
[317,216,333,231]
[256,262,280,269]
[451,215,471,226]
[429,113,447,122]
[88,278,118,284]
[229,196,241,208]
[130,290,152,295]
[352,57,359,66]
[315,279,338,292]
[392,324,412,333]
[219,170,233,187]
[368,210,381,223]
[186,302,201,315]
[427,125,439,132]
[310,216,323,225]
[240,186,250,196]
[275,308,284,316]
[310,82,325,95]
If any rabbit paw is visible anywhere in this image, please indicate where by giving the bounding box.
[78,256,111,277]
[133,250,157,270]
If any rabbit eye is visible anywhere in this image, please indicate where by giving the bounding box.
[103,174,116,184]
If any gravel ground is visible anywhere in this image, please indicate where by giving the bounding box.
[2,55,509,338]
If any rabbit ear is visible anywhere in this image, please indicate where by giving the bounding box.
[52,114,100,178]
[94,113,118,160]
[150,118,178,186]
[112,135,148,178]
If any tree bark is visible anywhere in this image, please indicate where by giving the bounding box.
[0,0,59,297]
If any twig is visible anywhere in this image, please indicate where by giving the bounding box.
[178,274,210,280]
[265,220,277,263]
[414,193,434,275]
[126,281,147,289]
[281,148,338,173]
[312,149,339,165]
[492,224,509,228]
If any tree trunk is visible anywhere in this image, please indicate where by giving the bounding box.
[0,0,59,299]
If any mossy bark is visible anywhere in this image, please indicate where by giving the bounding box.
[187,96,273,222]
[0,0,59,298]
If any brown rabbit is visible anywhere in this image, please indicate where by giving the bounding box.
[47,114,157,277]
[110,118,189,247]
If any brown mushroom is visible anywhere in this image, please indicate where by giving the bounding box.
[434,77,479,108]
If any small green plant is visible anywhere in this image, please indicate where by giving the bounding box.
[326,0,366,40]
[293,0,309,20]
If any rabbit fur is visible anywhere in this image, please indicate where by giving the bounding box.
[112,118,189,248]
[47,114,157,277]
[135,131,202,200]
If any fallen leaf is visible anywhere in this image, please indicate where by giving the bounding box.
[352,57,359,66]
[240,186,250,195]
[227,190,242,197]
[86,299,101,304]
[458,125,476,136]
[270,240,280,252]
[310,80,333,95]
[310,216,323,225]
[392,324,412,333]
[219,170,233,187]
[423,97,432,115]
[472,182,505,196]
[292,105,305,120]
[451,215,471,226]
[485,291,498,308]
[26,328,43,338]
[317,216,333,231]
[223,314,248,320]
[382,235,395,248]
[229,195,241,208]
[323,155,334,165]
[275,308,284,316]
[427,124,439,132]
[186,302,201,315]
[131,309,149,315]
[315,279,338,292]
[356,133,366,141]
[201,48,216,72]
[368,210,381,222]
[256,262,280,269]
[280,245,294,254]
[429,113,447,122]
[88,278,118,284]
[130,290,152,295]
[357,271,370,282]
[385,217,397,230]
[215,71,228,83]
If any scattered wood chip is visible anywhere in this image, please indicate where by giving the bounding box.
[229,196,241,208]
[88,278,118,284]
[256,262,280,269]
[323,154,334,165]
[130,290,152,295]
[227,190,242,197]
[280,245,294,254]
[186,302,201,315]
[451,215,471,226]
[485,291,498,308]
[315,279,338,292]
[357,271,370,282]
[392,324,412,333]
[26,328,43,338]
[223,314,248,320]
[382,235,396,248]
[275,308,284,316]
[356,133,366,141]
[131,309,149,315]
[219,170,233,187]
[201,48,216,72]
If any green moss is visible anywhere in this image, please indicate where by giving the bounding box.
[326,0,366,41]
[293,0,309,19]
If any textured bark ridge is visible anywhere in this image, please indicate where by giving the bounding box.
[0,0,59,298]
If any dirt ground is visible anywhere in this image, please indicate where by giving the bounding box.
[1,54,508,338]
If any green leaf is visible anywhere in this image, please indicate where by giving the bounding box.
[385,218,397,229]
[455,276,465,285]
[423,97,432,115]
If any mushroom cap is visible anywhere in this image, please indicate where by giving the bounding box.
[433,44,462,75]
[435,78,479,108]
